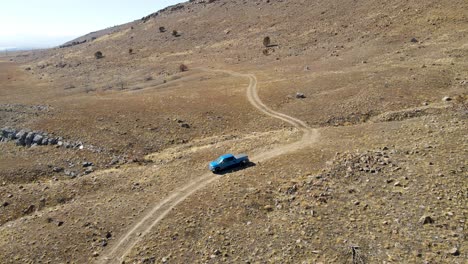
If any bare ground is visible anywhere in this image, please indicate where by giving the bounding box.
[0,0,467,263]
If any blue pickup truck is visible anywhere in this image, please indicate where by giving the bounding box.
[209,153,249,173]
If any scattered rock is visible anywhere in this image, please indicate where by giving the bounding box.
[23,205,36,214]
[447,247,460,256]
[82,161,94,167]
[419,215,434,225]
[85,167,94,174]
[295,92,306,99]
[52,167,64,173]
[110,157,120,165]
[64,170,77,178]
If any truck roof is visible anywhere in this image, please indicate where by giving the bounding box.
[220,154,234,159]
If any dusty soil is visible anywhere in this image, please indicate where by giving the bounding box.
[0,0,467,263]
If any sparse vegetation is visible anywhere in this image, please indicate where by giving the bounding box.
[85,87,96,93]
[94,51,104,59]
[344,245,367,264]
[116,81,126,90]
[263,36,271,47]
[179,64,188,72]
[2,1,467,263]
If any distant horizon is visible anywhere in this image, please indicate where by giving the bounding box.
[0,46,50,52]
[0,35,80,50]
[0,0,185,49]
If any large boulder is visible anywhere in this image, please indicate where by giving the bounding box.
[32,134,44,145]
[41,137,49,145]
[15,130,28,146]
[48,137,58,145]
[15,139,24,146]
[2,128,17,139]
[1,128,8,138]
[25,132,35,146]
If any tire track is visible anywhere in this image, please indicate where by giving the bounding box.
[97,68,319,263]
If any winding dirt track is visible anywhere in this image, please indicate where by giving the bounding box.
[97,69,319,263]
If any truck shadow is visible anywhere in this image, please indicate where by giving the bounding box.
[213,162,256,175]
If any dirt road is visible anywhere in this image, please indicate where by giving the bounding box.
[97,69,319,263]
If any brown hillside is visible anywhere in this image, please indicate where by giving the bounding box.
[0,0,466,263]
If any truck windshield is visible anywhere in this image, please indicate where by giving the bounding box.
[217,156,233,163]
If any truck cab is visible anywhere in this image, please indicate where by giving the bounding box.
[209,153,249,173]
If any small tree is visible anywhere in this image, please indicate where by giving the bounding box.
[179,64,188,72]
[159,26,166,33]
[172,30,180,37]
[94,51,104,59]
[263,36,271,47]
[129,48,133,54]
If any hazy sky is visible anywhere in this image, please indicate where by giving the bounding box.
[0,0,184,50]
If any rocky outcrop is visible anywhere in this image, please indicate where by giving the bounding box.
[1,127,84,149]
[59,39,87,49]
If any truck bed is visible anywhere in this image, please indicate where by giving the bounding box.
[234,154,248,161]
